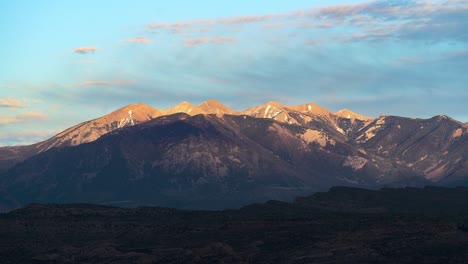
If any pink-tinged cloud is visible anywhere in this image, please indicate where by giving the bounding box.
[144,0,468,44]
[18,112,47,120]
[218,14,276,25]
[77,80,130,87]
[146,21,190,33]
[0,111,47,125]
[171,21,190,27]
[317,3,370,18]
[73,46,98,54]
[147,13,285,33]
[185,37,236,46]
[146,22,169,30]
[299,21,333,29]
[125,37,152,43]
[0,97,26,108]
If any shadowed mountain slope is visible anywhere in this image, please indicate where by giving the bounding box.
[0,101,466,211]
[0,103,160,173]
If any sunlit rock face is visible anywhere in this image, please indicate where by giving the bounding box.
[0,101,466,211]
[0,103,161,173]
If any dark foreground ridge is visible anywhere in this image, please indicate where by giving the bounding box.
[2,186,468,263]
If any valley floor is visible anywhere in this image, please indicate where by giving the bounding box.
[1,186,468,263]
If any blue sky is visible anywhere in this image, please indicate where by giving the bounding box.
[1,0,467,146]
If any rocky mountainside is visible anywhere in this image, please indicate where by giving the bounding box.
[162,99,238,116]
[0,100,466,211]
[0,100,239,173]
[0,103,161,173]
[2,186,468,263]
[0,113,367,211]
[354,115,468,184]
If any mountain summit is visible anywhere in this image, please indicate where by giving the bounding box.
[0,100,466,211]
[39,103,161,150]
[0,103,160,172]
[162,99,237,116]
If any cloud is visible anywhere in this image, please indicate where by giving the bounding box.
[146,21,191,33]
[299,21,333,29]
[77,80,131,87]
[0,84,15,89]
[0,129,59,146]
[218,14,277,25]
[185,37,236,46]
[125,37,152,43]
[143,1,468,44]
[0,111,47,125]
[73,46,98,54]
[0,97,26,108]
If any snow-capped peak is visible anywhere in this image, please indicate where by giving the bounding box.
[118,109,136,128]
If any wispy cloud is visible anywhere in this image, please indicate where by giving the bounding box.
[298,21,333,29]
[218,14,277,25]
[146,21,191,33]
[0,111,47,125]
[144,1,468,44]
[0,129,59,146]
[73,46,98,54]
[0,97,26,108]
[77,80,131,87]
[185,37,236,46]
[125,37,152,43]
[0,84,15,89]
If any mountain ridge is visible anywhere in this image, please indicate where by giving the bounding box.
[0,100,466,211]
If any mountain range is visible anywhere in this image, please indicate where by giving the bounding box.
[0,99,466,211]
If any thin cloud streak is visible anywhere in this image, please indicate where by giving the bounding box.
[0,97,26,108]
[0,111,47,125]
[185,37,236,46]
[125,37,152,43]
[0,129,59,146]
[77,80,131,87]
[73,46,98,54]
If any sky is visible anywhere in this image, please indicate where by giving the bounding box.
[1,0,467,146]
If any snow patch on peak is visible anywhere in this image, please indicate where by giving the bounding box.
[264,105,271,118]
[376,117,386,125]
[118,109,136,128]
[335,108,372,121]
